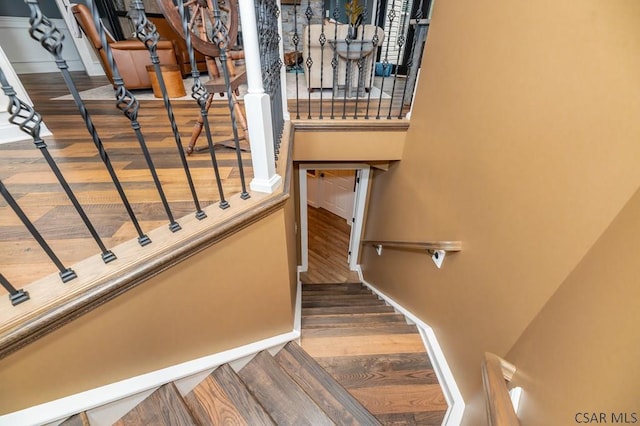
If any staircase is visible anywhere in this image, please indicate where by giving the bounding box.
[57,283,447,425]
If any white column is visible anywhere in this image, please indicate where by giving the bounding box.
[238,0,282,193]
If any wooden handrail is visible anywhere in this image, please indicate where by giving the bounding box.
[482,352,520,426]
[361,240,462,252]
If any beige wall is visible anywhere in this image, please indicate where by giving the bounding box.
[359,0,640,423]
[293,129,405,161]
[506,186,640,425]
[0,209,295,414]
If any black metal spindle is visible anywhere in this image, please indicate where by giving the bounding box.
[318,17,326,119]
[376,0,396,119]
[365,0,383,119]
[129,0,207,219]
[387,0,409,119]
[0,66,116,264]
[87,0,179,233]
[304,1,313,119]
[0,180,77,283]
[179,1,229,210]
[256,0,284,160]
[352,8,369,119]
[210,0,250,200]
[0,273,30,306]
[24,0,150,246]
[292,2,301,119]
[399,0,424,118]
[330,6,340,119]
[341,35,352,119]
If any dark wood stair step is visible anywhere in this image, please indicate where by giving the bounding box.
[303,305,396,316]
[274,342,381,425]
[302,283,365,292]
[113,383,197,426]
[302,323,420,338]
[316,352,439,388]
[238,351,335,426]
[302,297,386,308]
[302,313,409,328]
[302,288,373,297]
[183,368,273,426]
[206,364,276,425]
[303,294,381,303]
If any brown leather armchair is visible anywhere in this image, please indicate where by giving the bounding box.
[71,3,178,90]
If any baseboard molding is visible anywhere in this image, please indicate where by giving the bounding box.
[0,16,84,74]
[0,329,301,426]
[356,266,466,426]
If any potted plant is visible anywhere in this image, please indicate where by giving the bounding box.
[344,0,364,39]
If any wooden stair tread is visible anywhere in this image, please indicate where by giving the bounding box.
[315,352,440,388]
[302,283,364,291]
[238,351,335,426]
[275,342,381,425]
[210,364,276,425]
[303,305,396,316]
[184,373,253,426]
[113,383,197,426]
[302,294,381,302]
[302,299,387,308]
[302,313,409,328]
[302,323,420,338]
[302,289,373,297]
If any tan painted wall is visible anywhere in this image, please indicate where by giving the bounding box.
[359,0,640,423]
[0,209,295,414]
[293,130,405,161]
[506,186,640,425]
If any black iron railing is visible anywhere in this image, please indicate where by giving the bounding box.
[287,0,431,120]
[1,0,252,305]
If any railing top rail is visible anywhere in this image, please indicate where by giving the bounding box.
[361,240,462,251]
[481,352,520,426]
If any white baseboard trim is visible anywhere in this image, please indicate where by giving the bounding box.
[356,266,465,426]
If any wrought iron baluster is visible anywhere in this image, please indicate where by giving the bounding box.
[330,7,340,119]
[129,0,207,219]
[292,2,301,119]
[0,273,30,306]
[353,8,369,119]
[304,1,313,119]
[365,0,383,119]
[0,65,115,265]
[399,0,424,118]
[341,35,351,119]
[318,18,326,119]
[387,0,409,119]
[377,0,396,119]
[0,180,76,283]
[179,0,229,210]
[86,0,179,232]
[210,0,250,200]
[24,0,150,246]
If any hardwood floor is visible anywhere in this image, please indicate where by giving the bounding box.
[300,206,360,284]
[0,72,252,288]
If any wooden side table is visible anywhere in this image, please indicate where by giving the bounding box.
[145,64,186,98]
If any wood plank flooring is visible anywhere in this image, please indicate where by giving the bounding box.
[301,206,360,284]
[0,72,252,288]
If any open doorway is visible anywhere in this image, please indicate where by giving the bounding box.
[298,164,371,284]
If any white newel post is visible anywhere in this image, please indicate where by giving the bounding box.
[239,0,283,193]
